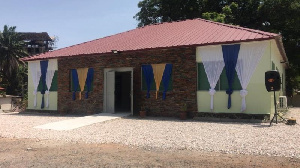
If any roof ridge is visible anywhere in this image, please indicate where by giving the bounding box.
[138,19,194,28]
[44,18,278,55]
[136,18,278,37]
[196,18,278,37]
[43,27,142,55]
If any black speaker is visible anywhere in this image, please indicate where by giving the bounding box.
[265,71,281,92]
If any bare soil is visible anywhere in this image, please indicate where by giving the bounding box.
[0,138,299,168]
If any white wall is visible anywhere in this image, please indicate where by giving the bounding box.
[27,59,58,111]
[196,40,286,115]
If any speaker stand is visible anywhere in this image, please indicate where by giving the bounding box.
[270,91,285,126]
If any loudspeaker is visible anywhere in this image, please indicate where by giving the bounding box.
[265,71,281,92]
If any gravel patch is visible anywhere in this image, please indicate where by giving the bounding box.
[1,108,300,158]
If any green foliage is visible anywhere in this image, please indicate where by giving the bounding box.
[0,90,6,97]
[134,0,204,27]
[134,0,162,27]
[286,64,300,96]
[0,25,28,96]
[258,0,300,95]
[17,64,28,99]
[202,12,225,23]
[135,0,300,91]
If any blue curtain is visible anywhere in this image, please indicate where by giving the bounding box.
[71,69,79,100]
[85,68,94,99]
[222,44,240,109]
[162,64,172,100]
[40,60,48,109]
[142,65,154,98]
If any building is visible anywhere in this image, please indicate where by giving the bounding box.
[21,19,288,118]
[20,32,53,56]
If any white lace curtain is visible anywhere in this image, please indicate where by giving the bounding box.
[29,61,41,107]
[236,41,268,111]
[45,59,57,107]
[199,45,225,110]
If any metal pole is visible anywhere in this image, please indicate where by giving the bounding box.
[270,91,278,126]
[274,91,277,124]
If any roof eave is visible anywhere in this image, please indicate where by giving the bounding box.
[274,36,289,68]
[21,37,277,62]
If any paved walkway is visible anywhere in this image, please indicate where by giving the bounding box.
[34,113,130,131]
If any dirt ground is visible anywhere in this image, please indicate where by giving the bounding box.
[0,138,300,168]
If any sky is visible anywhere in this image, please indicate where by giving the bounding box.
[0,0,141,49]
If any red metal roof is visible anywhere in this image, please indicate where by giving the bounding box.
[22,18,280,61]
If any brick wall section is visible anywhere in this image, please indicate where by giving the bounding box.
[57,47,197,116]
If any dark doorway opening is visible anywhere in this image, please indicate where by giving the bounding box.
[115,71,131,112]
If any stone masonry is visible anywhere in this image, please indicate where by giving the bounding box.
[57,47,197,116]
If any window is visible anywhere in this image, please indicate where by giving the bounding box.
[219,68,242,90]
[37,70,58,91]
[197,63,210,90]
[141,69,173,91]
[197,63,242,91]
[69,69,94,92]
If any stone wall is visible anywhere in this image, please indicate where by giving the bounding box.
[57,47,197,116]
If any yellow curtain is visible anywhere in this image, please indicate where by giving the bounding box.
[77,68,89,100]
[152,64,166,99]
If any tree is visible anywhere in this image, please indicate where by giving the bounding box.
[134,0,206,27]
[134,0,161,27]
[259,0,300,95]
[0,25,28,95]
[134,0,300,94]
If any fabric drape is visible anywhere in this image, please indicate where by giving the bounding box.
[162,64,172,100]
[77,68,89,100]
[152,64,166,99]
[29,61,41,107]
[142,65,154,98]
[40,60,48,109]
[45,59,57,107]
[222,44,240,109]
[199,46,224,110]
[71,69,79,100]
[85,68,94,99]
[236,41,267,111]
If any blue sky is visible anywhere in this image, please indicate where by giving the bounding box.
[0,0,141,49]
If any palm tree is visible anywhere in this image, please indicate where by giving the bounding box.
[0,25,28,95]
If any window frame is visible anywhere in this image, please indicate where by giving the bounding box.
[197,63,242,91]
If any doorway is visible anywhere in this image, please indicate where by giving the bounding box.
[104,68,133,114]
[115,72,131,112]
